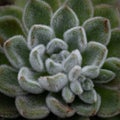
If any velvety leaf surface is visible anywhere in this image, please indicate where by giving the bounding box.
[83,17,111,45]
[92,0,119,5]
[64,26,87,52]
[94,4,120,28]
[0,93,19,118]
[28,25,55,49]
[103,58,120,90]
[66,0,94,24]
[46,93,75,118]
[107,28,120,58]
[16,94,50,119]
[51,5,79,38]
[0,5,22,21]
[82,42,108,67]
[0,16,25,45]
[23,0,53,30]
[0,65,25,97]
[96,87,120,117]
[43,0,60,12]
[4,35,30,69]
[18,67,44,94]
[29,45,45,72]
[72,95,101,116]
[93,69,116,83]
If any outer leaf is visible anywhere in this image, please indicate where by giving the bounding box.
[64,26,87,52]
[66,0,94,24]
[51,5,79,38]
[82,42,108,67]
[94,4,120,28]
[103,57,120,90]
[83,17,111,45]
[96,115,120,120]
[0,16,25,45]
[0,65,24,97]
[18,67,44,94]
[0,5,22,21]
[28,25,55,49]
[23,0,53,30]
[16,94,50,119]
[43,0,60,12]
[46,93,75,118]
[72,95,101,116]
[82,65,100,79]
[4,35,30,69]
[107,28,120,58]
[92,0,119,5]
[96,87,120,117]
[0,93,19,118]
[93,69,116,83]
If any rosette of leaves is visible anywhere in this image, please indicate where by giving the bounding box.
[0,0,120,120]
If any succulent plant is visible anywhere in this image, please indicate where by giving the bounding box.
[0,0,120,120]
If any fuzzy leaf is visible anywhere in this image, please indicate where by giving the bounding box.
[4,36,30,69]
[82,42,108,67]
[51,50,70,63]
[0,16,24,46]
[78,75,86,83]
[0,93,19,118]
[70,80,83,95]
[72,94,101,116]
[23,0,53,30]
[62,86,75,103]
[68,65,81,82]
[46,38,68,55]
[64,26,87,52]
[82,65,100,79]
[94,4,120,28]
[45,58,63,75]
[28,25,55,49]
[83,17,111,45]
[93,69,116,83]
[0,65,24,97]
[29,45,45,72]
[51,5,79,38]
[63,49,82,72]
[103,58,120,90]
[43,0,60,12]
[81,78,94,91]
[0,5,22,21]
[92,0,119,5]
[96,87,120,117]
[66,0,94,24]
[79,89,98,104]
[107,28,120,58]
[15,94,50,119]
[18,67,44,94]
[39,73,68,92]
[46,93,75,118]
